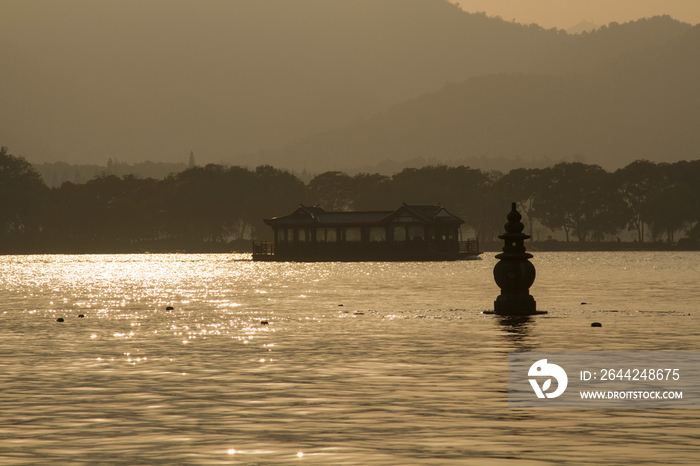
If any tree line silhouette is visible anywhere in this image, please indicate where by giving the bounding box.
[1,146,699,254]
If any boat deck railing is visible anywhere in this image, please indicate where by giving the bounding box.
[252,241,275,257]
[458,239,479,253]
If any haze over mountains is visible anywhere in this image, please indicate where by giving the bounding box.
[259,17,700,172]
[1,0,698,173]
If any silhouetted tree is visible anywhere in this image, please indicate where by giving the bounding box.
[471,170,512,242]
[45,174,162,247]
[614,160,666,242]
[0,147,48,248]
[491,167,546,238]
[663,160,700,203]
[161,165,243,243]
[643,183,697,242]
[390,165,490,232]
[351,173,392,210]
[307,171,354,211]
[533,162,628,241]
[252,165,306,240]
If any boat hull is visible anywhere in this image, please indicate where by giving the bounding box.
[253,241,481,262]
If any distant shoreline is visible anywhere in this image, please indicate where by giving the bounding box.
[482,240,698,253]
[2,240,698,256]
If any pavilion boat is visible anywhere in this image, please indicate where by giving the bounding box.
[252,204,481,262]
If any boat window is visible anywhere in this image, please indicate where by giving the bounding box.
[428,228,436,240]
[370,227,386,242]
[447,228,455,240]
[298,229,306,242]
[277,229,285,242]
[316,228,326,242]
[393,226,406,241]
[408,225,425,240]
[287,228,294,243]
[345,228,361,242]
[327,229,337,242]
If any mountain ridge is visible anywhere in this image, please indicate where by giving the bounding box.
[242,18,699,173]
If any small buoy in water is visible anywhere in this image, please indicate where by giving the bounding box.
[260,321,268,325]
[78,314,85,318]
[56,317,64,322]
[166,306,174,311]
[591,322,602,327]
[338,304,344,307]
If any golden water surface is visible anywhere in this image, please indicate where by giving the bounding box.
[1,252,699,465]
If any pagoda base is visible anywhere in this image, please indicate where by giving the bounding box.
[493,294,545,315]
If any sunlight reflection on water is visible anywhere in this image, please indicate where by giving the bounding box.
[1,252,699,464]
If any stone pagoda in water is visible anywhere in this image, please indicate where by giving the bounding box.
[493,203,543,315]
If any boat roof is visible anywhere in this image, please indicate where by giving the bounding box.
[264,204,464,227]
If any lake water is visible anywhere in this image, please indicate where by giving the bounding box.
[1,252,699,465]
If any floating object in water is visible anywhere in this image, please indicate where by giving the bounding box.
[78,314,85,318]
[56,318,64,322]
[260,321,269,325]
[338,304,343,307]
[354,312,364,315]
[581,302,589,305]
[166,306,174,311]
[591,322,602,327]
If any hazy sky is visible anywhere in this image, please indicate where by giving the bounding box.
[456,0,700,29]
